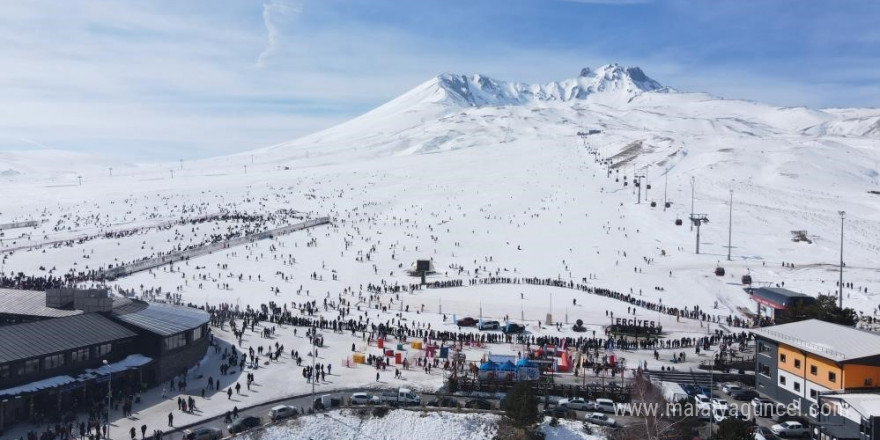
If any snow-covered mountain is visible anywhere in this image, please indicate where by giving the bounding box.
[426,64,666,107]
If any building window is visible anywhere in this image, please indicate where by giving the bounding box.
[71,348,90,363]
[794,382,801,392]
[758,342,770,354]
[810,365,818,375]
[759,363,770,376]
[164,333,187,351]
[865,378,873,386]
[192,326,203,341]
[794,359,801,368]
[0,365,9,380]
[810,389,817,399]
[829,372,837,383]
[17,359,39,376]
[780,354,787,363]
[780,375,787,385]
[44,354,65,370]
[97,343,111,358]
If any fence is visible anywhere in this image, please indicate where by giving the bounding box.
[449,377,633,403]
[101,216,331,280]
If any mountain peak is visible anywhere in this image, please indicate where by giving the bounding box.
[428,64,665,107]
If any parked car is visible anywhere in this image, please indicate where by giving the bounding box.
[478,320,500,330]
[465,399,493,410]
[585,412,616,427]
[351,392,380,405]
[227,416,262,434]
[770,421,809,438]
[751,397,775,417]
[694,394,712,411]
[182,427,222,440]
[558,397,595,411]
[754,426,780,440]
[594,398,617,413]
[731,389,759,401]
[543,406,573,419]
[721,383,742,394]
[502,323,526,334]
[426,396,458,408]
[710,398,729,412]
[269,405,297,422]
[457,317,477,327]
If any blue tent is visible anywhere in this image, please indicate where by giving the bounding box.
[516,358,535,368]
[478,361,498,371]
[498,361,516,372]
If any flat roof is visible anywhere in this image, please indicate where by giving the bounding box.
[748,287,815,309]
[0,313,137,364]
[751,319,880,362]
[113,302,209,336]
[823,393,880,419]
[0,288,82,318]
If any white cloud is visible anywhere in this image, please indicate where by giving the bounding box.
[256,0,302,68]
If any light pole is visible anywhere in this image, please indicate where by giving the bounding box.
[103,359,111,440]
[727,189,733,261]
[310,328,316,408]
[839,211,846,308]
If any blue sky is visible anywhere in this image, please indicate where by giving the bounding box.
[1,0,878,161]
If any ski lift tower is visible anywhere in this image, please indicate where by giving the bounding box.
[689,214,709,254]
[634,174,645,204]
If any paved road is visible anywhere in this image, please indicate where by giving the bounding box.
[182,388,638,438]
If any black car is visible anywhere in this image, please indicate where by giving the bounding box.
[730,389,759,401]
[502,323,526,334]
[227,416,261,434]
[465,399,493,410]
[543,406,573,419]
[427,396,459,408]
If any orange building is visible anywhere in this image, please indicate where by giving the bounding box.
[752,319,880,413]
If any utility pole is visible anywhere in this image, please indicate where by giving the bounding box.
[839,211,846,308]
[179,159,183,170]
[77,176,82,186]
[311,328,316,407]
[108,167,112,177]
[690,176,696,231]
[170,169,174,179]
[727,189,733,261]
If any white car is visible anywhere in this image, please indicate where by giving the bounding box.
[694,394,712,410]
[269,405,297,421]
[584,412,616,427]
[771,421,809,437]
[558,397,594,411]
[351,392,380,405]
[721,383,742,394]
[594,398,617,413]
[710,398,729,412]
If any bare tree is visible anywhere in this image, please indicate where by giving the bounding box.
[612,373,701,440]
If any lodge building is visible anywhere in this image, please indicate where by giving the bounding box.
[0,287,210,431]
